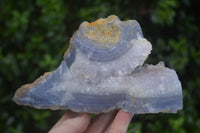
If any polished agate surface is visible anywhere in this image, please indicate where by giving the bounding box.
[13,15,183,114]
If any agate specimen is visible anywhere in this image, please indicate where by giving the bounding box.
[13,15,183,114]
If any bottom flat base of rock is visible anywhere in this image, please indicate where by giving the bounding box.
[15,93,182,114]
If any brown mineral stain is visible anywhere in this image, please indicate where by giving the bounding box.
[63,44,72,59]
[82,15,120,47]
[51,104,60,110]
[161,109,170,113]
[14,71,55,98]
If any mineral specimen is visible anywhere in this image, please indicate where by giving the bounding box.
[13,15,183,114]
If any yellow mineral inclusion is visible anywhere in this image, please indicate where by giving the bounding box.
[82,15,120,48]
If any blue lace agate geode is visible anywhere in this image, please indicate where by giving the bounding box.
[13,15,183,114]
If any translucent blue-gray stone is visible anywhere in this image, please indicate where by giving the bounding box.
[13,15,183,114]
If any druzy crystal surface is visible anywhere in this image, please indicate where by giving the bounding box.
[13,15,183,114]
